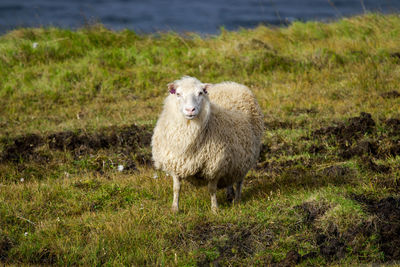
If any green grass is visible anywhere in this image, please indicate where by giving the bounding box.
[1,14,400,265]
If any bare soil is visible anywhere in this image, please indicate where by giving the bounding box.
[312,112,376,144]
[175,221,274,266]
[352,195,400,261]
[0,124,152,164]
[0,233,13,261]
[309,112,400,162]
[380,90,400,99]
[288,196,400,264]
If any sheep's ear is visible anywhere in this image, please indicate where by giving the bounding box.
[168,83,176,94]
[202,83,211,94]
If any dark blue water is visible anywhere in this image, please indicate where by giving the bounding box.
[0,0,399,34]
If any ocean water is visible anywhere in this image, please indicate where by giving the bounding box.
[0,0,399,34]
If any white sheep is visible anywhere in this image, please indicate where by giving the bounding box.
[151,76,264,213]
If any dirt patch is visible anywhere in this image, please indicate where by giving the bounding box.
[361,157,390,173]
[373,176,400,193]
[273,250,317,267]
[293,196,400,263]
[380,90,400,99]
[314,223,348,260]
[339,139,379,159]
[28,247,57,265]
[274,250,302,267]
[47,124,151,156]
[352,195,400,261]
[258,143,270,162]
[295,201,346,261]
[320,165,351,177]
[389,142,400,156]
[1,134,44,162]
[0,233,13,261]
[310,113,400,160]
[290,201,350,263]
[312,112,375,144]
[295,201,330,224]
[134,151,152,166]
[390,52,400,60]
[292,200,383,263]
[0,124,152,164]
[175,221,273,266]
[385,118,400,132]
[340,137,400,160]
[308,144,326,154]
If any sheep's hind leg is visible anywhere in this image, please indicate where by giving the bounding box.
[226,186,235,203]
[208,181,218,213]
[171,175,181,213]
[234,179,243,205]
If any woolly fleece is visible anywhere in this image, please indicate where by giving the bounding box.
[151,77,264,189]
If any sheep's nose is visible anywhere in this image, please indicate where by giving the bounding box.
[185,107,195,113]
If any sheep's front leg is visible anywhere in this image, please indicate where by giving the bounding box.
[208,181,218,213]
[234,179,243,205]
[172,175,181,213]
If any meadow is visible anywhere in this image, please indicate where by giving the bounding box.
[1,14,400,265]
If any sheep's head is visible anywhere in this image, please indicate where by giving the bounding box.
[168,76,211,120]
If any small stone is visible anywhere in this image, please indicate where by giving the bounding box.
[118,165,124,172]
[20,178,24,182]
[32,42,38,48]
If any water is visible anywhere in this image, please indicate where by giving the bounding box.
[0,0,399,34]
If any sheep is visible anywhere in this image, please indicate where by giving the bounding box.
[151,76,264,213]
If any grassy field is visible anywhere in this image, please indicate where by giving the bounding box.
[1,13,400,266]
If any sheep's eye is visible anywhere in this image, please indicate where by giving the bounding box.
[176,93,181,97]
[198,91,203,96]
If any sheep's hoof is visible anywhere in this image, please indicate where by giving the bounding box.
[171,205,179,213]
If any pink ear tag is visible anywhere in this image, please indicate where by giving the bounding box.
[169,88,176,94]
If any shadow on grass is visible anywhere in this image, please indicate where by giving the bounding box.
[242,164,353,203]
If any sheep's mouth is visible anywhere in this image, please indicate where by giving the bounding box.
[185,114,196,120]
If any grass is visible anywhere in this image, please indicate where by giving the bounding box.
[1,13,400,265]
